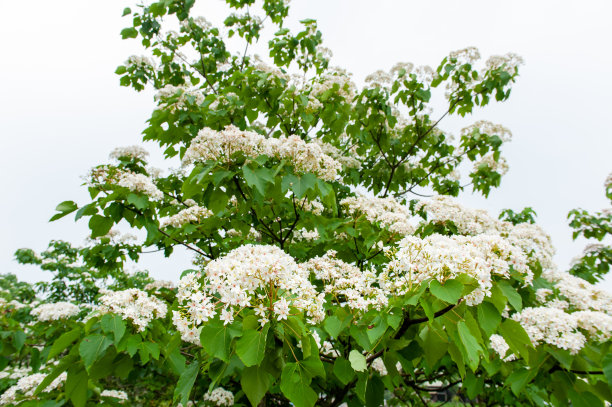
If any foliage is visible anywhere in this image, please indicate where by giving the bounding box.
[2,1,612,406]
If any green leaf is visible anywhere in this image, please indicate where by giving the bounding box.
[499,319,532,363]
[241,365,272,406]
[506,368,531,395]
[365,375,384,407]
[457,321,482,371]
[88,215,114,238]
[34,354,78,395]
[201,321,239,362]
[602,353,612,389]
[50,200,78,221]
[280,363,317,407]
[349,350,367,372]
[127,193,149,210]
[120,27,138,39]
[323,315,342,339]
[243,165,274,195]
[303,355,326,379]
[333,357,355,385]
[48,328,81,360]
[282,173,317,198]
[173,361,199,406]
[78,334,113,369]
[498,281,522,311]
[65,366,88,407]
[430,279,463,304]
[101,314,126,345]
[477,302,501,337]
[13,331,26,351]
[236,327,268,367]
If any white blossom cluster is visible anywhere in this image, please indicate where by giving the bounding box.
[489,334,510,359]
[125,55,154,69]
[87,228,137,244]
[310,69,356,103]
[449,47,481,65]
[225,227,261,241]
[98,289,167,332]
[160,206,213,228]
[182,125,342,181]
[292,228,320,242]
[109,145,149,161]
[174,245,325,344]
[511,307,586,354]
[541,268,612,313]
[0,366,32,380]
[460,120,513,143]
[415,196,555,270]
[203,387,234,406]
[155,85,205,112]
[181,16,212,31]
[474,154,509,176]
[484,52,524,74]
[30,302,80,321]
[301,251,388,311]
[298,198,325,215]
[101,389,129,403]
[117,172,164,200]
[371,358,388,376]
[341,195,416,236]
[313,139,362,170]
[604,171,612,190]
[383,233,531,306]
[0,372,66,405]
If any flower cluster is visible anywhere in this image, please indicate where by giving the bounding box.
[160,206,214,228]
[511,307,586,354]
[117,172,164,200]
[383,233,531,305]
[155,85,205,112]
[174,245,325,344]
[415,195,498,235]
[101,389,129,403]
[489,334,510,359]
[341,195,416,236]
[125,55,154,69]
[484,53,524,74]
[30,302,80,321]
[203,387,234,406]
[301,251,388,311]
[98,289,167,332]
[449,47,481,65]
[109,146,149,162]
[474,154,509,176]
[460,120,513,143]
[182,125,342,181]
[144,280,176,291]
[542,268,612,314]
[0,372,67,405]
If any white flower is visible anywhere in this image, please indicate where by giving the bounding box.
[109,146,149,161]
[160,206,214,228]
[98,289,167,332]
[203,387,234,406]
[31,302,80,321]
[101,389,129,403]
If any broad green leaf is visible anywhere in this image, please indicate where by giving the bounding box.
[602,353,612,389]
[365,375,384,407]
[499,319,532,363]
[498,281,522,311]
[201,321,240,362]
[281,173,317,198]
[303,355,326,379]
[429,279,463,304]
[333,357,355,385]
[280,363,317,407]
[120,27,138,39]
[349,350,367,372]
[65,366,88,407]
[174,361,199,405]
[477,302,501,337]
[458,321,482,371]
[236,327,268,367]
[323,315,342,338]
[13,331,26,351]
[48,328,81,360]
[88,215,114,238]
[243,165,274,195]
[79,334,113,369]
[507,368,531,395]
[50,200,78,221]
[241,365,272,406]
[101,314,126,345]
[34,354,78,395]
[127,193,149,210]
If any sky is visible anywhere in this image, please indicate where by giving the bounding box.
[1,0,611,290]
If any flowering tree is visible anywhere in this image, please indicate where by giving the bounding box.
[2,0,612,406]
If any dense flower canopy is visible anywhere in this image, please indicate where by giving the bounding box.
[2,0,612,406]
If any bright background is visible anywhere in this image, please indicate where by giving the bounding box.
[1,0,611,289]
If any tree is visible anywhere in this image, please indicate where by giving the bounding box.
[1,0,611,406]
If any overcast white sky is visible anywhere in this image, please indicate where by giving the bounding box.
[1,0,611,290]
